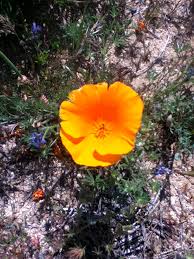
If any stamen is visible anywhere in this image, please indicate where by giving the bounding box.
[93,122,110,139]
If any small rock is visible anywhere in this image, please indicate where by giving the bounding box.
[64,225,70,231]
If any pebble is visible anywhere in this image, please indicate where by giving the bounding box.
[64,225,70,231]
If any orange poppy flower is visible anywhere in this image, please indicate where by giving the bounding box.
[59,82,144,167]
[136,20,146,32]
[32,188,45,201]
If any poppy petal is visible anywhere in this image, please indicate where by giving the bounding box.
[60,100,78,118]
[123,95,144,131]
[60,101,91,138]
[60,129,114,166]
[68,83,109,122]
[60,120,90,139]
[96,134,135,155]
[68,82,108,103]
[109,81,138,100]
[93,151,122,164]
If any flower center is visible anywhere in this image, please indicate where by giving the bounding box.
[94,122,109,139]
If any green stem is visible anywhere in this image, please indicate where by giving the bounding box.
[177,170,194,177]
[43,124,58,139]
[0,50,21,76]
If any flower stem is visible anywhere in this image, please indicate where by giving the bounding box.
[0,50,21,76]
[43,124,58,139]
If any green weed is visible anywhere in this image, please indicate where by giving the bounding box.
[150,79,194,154]
[35,50,50,66]
[0,94,57,129]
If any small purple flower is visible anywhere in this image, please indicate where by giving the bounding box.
[29,132,46,149]
[186,67,194,79]
[130,8,137,15]
[154,165,172,176]
[31,22,42,37]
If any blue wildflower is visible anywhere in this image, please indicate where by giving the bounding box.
[130,8,137,15]
[31,22,42,37]
[29,132,46,149]
[154,165,172,176]
[186,67,194,79]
